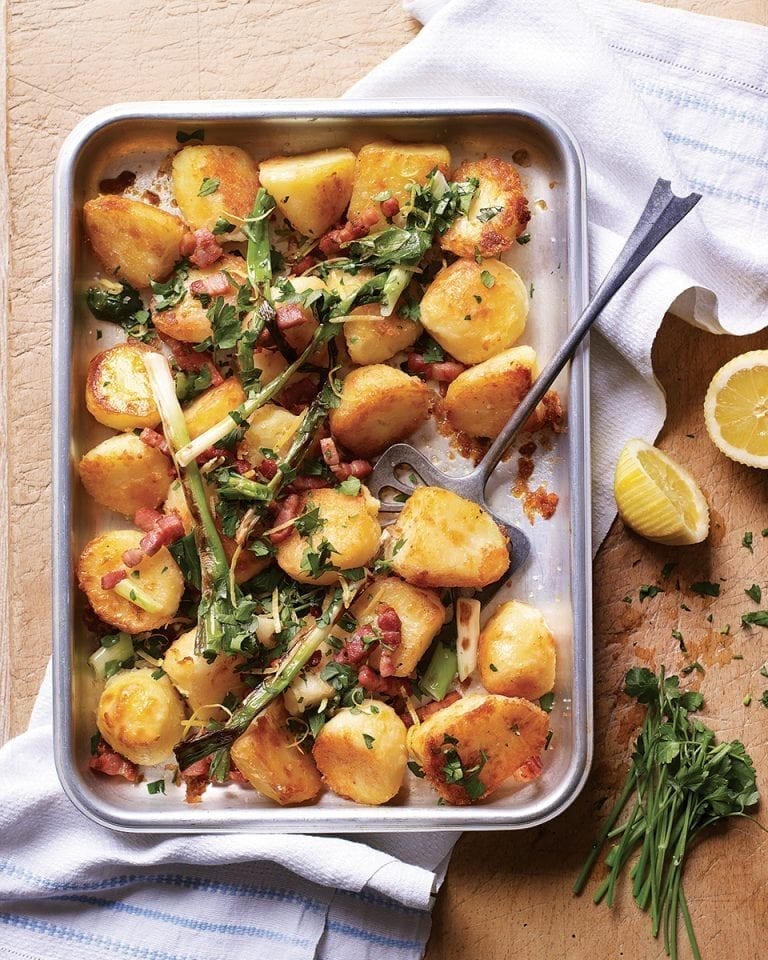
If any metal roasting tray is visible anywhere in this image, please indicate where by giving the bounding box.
[52,99,593,833]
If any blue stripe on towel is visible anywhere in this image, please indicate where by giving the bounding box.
[663,131,768,172]
[633,79,768,130]
[0,859,325,912]
[326,919,424,951]
[53,895,313,946]
[0,913,202,960]
[687,178,768,212]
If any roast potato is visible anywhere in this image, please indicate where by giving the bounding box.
[444,345,538,438]
[83,195,185,289]
[163,628,247,721]
[258,148,356,238]
[440,157,530,259]
[329,365,430,457]
[347,141,451,232]
[419,258,529,364]
[352,577,445,677]
[343,304,421,365]
[172,144,260,233]
[183,376,245,440]
[96,668,186,766]
[151,254,246,344]
[237,403,303,468]
[230,700,322,805]
[77,530,185,633]
[389,487,509,589]
[407,694,548,804]
[283,639,337,715]
[276,487,381,585]
[478,600,556,700]
[79,433,171,517]
[313,703,407,805]
[85,342,162,431]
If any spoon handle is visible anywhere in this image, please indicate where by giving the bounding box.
[474,178,701,486]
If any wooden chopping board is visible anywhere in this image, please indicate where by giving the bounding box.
[2,1,766,957]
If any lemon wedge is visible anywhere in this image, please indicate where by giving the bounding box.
[704,350,768,468]
[614,438,709,545]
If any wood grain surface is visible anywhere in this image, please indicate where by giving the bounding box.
[2,0,767,957]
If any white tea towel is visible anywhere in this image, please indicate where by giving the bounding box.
[349,0,768,550]
[0,667,454,960]
[4,3,768,959]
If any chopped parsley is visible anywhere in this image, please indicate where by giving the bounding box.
[742,531,754,553]
[362,733,375,750]
[639,584,663,602]
[477,205,503,223]
[407,761,425,779]
[689,581,720,597]
[150,267,188,311]
[176,128,204,143]
[338,477,361,497]
[516,233,531,245]
[746,583,762,604]
[741,610,768,628]
[146,779,166,795]
[198,177,220,197]
[539,692,554,713]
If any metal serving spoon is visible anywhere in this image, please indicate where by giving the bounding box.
[368,178,701,575]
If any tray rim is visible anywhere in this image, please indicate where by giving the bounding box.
[52,97,593,833]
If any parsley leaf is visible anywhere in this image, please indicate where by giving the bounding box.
[212,217,236,236]
[422,337,445,363]
[516,233,531,245]
[689,581,720,597]
[150,267,188,311]
[743,531,754,552]
[477,205,503,223]
[639,584,663,602]
[146,779,166,795]
[741,610,768,628]
[198,177,220,197]
[362,733,376,750]
[176,128,204,143]
[746,583,762,604]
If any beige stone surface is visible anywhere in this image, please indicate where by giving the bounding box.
[2,0,767,957]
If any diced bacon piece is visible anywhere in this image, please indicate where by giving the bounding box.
[134,507,163,531]
[280,377,318,413]
[320,437,340,467]
[139,528,165,557]
[156,514,186,542]
[407,353,466,382]
[195,446,231,465]
[334,625,375,665]
[291,254,318,275]
[159,334,223,385]
[513,755,544,783]
[377,604,402,648]
[235,459,252,475]
[331,459,373,481]
[275,303,311,330]
[122,548,145,569]
[258,458,278,480]
[318,208,379,257]
[357,665,404,698]
[307,650,322,668]
[381,197,400,218]
[189,271,230,298]
[181,757,212,779]
[181,229,224,269]
[89,740,139,782]
[290,476,331,491]
[269,494,302,544]
[139,428,171,457]
[101,569,127,590]
[417,691,462,722]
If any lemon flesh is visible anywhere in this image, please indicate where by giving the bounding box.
[704,350,768,468]
[614,438,709,545]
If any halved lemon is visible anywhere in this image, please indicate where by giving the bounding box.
[614,438,709,545]
[704,350,768,468]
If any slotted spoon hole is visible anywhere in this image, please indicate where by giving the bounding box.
[394,463,425,488]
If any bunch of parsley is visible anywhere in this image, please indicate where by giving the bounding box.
[574,667,760,960]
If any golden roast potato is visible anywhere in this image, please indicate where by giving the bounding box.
[407,694,548,804]
[85,342,162,431]
[419,258,529,364]
[172,144,260,233]
[440,156,530,259]
[83,195,185,289]
[389,487,509,589]
[97,669,186,766]
[163,628,247,721]
[77,530,185,634]
[258,148,356,238]
[313,703,407,805]
[79,433,171,518]
[478,600,556,700]
[329,365,430,457]
[343,304,421,366]
[183,376,245,441]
